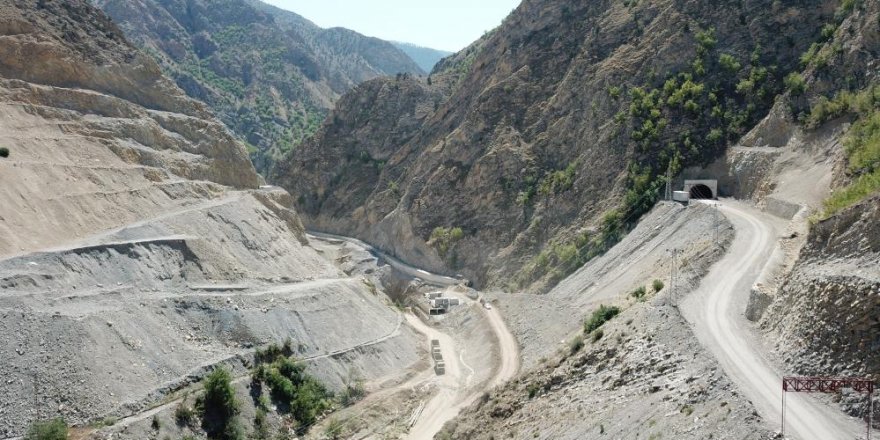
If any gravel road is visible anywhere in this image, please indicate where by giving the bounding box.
[682,200,870,440]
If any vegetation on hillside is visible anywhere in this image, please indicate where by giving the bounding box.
[199,367,244,440]
[99,0,421,175]
[251,342,334,434]
[24,419,67,440]
[515,26,791,290]
[812,85,880,218]
[428,226,465,264]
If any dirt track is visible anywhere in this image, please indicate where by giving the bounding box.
[682,200,870,440]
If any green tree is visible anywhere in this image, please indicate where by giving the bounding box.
[201,367,241,440]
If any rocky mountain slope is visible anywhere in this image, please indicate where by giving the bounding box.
[94,0,424,174]
[0,1,417,437]
[392,42,452,73]
[272,0,838,292]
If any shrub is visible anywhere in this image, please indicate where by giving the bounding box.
[25,418,67,440]
[630,286,647,299]
[706,128,724,143]
[718,53,741,72]
[175,402,195,426]
[339,377,366,407]
[820,169,880,218]
[652,279,665,292]
[324,417,346,439]
[695,28,717,55]
[201,367,241,439]
[526,382,541,399]
[608,85,622,99]
[255,339,295,365]
[0,147,8,158]
[151,415,161,431]
[569,335,585,354]
[256,356,333,431]
[591,328,605,342]
[429,226,465,258]
[784,72,806,96]
[584,305,621,334]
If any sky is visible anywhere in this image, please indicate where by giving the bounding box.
[261,0,521,52]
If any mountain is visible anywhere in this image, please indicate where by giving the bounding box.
[272,0,836,292]
[392,41,453,72]
[0,0,418,437]
[94,0,425,174]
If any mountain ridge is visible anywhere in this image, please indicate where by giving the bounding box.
[95,0,424,174]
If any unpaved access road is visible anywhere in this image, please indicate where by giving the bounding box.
[308,231,520,439]
[404,305,520,440]
[682,200,870,440]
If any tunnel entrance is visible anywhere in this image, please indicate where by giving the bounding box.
[689,184,714,199]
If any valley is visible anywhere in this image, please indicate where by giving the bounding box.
[1,0,879,439]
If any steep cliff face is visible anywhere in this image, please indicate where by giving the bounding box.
[274,0,836,290]
[95,0,424,174]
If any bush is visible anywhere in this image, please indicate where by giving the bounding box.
[175,401,195,426]
[630,286,647,299]
[784,72,806,96]
[718,53,741,72]
[201,367,241,440]
[256,356,333,432]
[569,335,585,354]
[526,382,541,399]
[429,226,465,257]
[652,279,665,292]
[25,418,67,440]
[584,305,621,334]
[253,407,269,439]
[591,328,605,342]
[0,147,8,158]
[324,417,346,439]
[339,377,366,407]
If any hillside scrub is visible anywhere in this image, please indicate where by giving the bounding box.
[252,344,334,432]
[808,84,880,218]
[584,305,621,334]
[428,226,465,259]
[200,367,243,440]
[24,419,67,440]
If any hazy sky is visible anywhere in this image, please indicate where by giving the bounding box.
[261,0,521,52]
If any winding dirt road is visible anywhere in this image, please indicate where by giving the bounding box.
[404,305,520,440]
[682,200,869,440]
[309,231,520,439]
